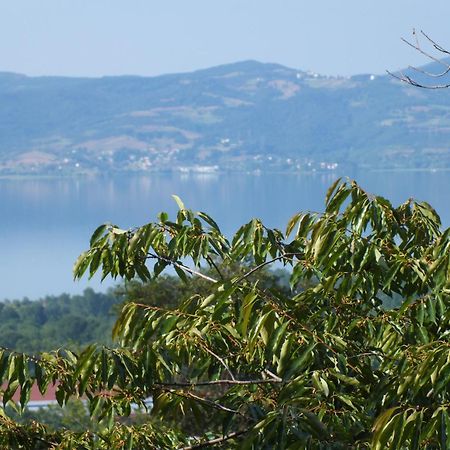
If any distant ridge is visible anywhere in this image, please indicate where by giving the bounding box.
[0,60,449,174]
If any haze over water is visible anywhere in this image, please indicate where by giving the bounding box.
[1,170,449,301]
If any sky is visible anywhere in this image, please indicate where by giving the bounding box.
[1,1,450,78]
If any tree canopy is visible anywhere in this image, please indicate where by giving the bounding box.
[0,289,120,353]
[0,179,449,449]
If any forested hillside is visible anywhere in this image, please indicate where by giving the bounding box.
[1,60,450,174]
[0,289,119,353]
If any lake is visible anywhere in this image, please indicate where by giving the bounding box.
[1,170,449,301]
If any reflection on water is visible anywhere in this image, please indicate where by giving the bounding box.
[0,170,448,300]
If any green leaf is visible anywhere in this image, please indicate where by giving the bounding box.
[172,195,185,210]
[74,345,97,380]
[90,223,109,246]
[286,213,301,237]
[174,265,189,283]
[439,409,449,450]
[325,182,351,213]
[325,177,342,206]
[73,251,91,279]
[277,338,291,375]
[3,380,19,406]
[158,211,169,223]
[19,380,32,410]
[239,291,258,338]
[125,432,134,450]
[198,212,221,232]
[300,409,329,439]
[411,410,423,450]
[372,407,400,450]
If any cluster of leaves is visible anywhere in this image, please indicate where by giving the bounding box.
[0,179,449,449]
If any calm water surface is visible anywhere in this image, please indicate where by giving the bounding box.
[0,170,448,300]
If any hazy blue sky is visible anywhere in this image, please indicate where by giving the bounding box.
[1,1,450,77]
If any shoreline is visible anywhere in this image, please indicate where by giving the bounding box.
[1,167,450,180]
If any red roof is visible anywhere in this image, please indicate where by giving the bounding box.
[1,382,58,402]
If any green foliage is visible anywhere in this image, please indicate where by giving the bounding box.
[7,399,93,433]
[1,179,449,449]
[0,289,120,353]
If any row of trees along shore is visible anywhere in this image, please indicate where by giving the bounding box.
[0,178,449,448]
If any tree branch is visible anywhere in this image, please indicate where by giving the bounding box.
[200,345,236,381]
[388,29,450,89]
[147,252,218,283]
[156,378,282,388]
[206,256,224,280]
[180,429,250,450]
[233,253,297,285]
[165,389,247,418]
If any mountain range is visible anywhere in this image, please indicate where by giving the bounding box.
[1,59,450,174]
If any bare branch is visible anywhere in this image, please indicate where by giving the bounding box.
[407,64,450,78]
[421,30,450,56]
[401,36,449,69]
[387,70,450,90]
[389,30,450,89]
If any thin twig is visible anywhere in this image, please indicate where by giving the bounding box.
[234,253,298,285]
[263,369,283,382]
[166,389,246,417]
[386,70,450,89]
[156,378,282,388]
[180,429,250,449]
[388,30,450,89]
[132,302,201,319]
[421,30,450,56]
[407,64,450,78]
[206,256,224,280]
[401,36,449,68]
[200,345,236,381]
[147,252,218,283]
